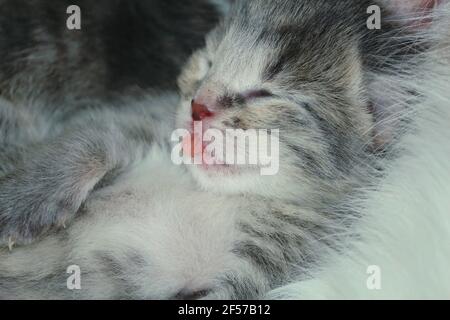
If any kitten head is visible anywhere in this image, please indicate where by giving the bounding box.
[176,0,439,201]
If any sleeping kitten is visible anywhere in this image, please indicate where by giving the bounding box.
[0,0,434,299]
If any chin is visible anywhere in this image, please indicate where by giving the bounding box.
[186,163,301,201]
[188,163,258,193]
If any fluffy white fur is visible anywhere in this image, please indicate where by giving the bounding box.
[269,2,450,299]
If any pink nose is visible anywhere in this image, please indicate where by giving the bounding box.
[191,99,213,121]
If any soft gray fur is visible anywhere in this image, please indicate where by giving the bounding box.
[0,0,221,243]
[0,0,430,299]
[0,0,222,178]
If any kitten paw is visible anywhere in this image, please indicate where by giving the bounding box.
[0,173,81,248]
[0,208,72,249]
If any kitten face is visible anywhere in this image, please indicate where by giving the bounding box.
[176,0,388,199]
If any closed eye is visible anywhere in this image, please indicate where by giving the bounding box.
[242,89,273,100]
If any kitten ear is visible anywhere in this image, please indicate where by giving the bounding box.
[381,0,445,27]
[383,0,442,15]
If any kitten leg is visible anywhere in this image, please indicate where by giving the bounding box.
[0,119,153,247]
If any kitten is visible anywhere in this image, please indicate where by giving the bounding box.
[0,0,436,299]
